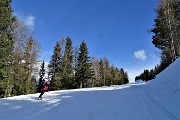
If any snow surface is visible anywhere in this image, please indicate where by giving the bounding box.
[1,58,180,120]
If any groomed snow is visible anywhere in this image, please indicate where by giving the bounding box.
[1,58,180,120]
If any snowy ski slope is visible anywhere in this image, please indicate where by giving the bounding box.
[0,58,180,120]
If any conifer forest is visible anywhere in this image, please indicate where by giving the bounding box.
[0,0,129,98]
[0,0,179,98]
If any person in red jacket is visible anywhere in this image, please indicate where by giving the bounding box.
[38,79,49,100]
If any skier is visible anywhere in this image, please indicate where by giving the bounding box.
[38,78,50,100]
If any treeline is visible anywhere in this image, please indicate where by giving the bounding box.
[38,37,129,91]
[0,0,40,98]
[135,65,161,82]
[136,0,180,81]
[0,0,129,98]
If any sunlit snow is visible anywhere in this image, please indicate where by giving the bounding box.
[1,58,180,120]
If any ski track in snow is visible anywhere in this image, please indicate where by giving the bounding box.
[146,93,179,120]
[1,57,180,120]
[1,82,178,120]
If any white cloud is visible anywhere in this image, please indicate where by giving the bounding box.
[14,12,36,30]
[134,50,147,61]
[24,15,35,30]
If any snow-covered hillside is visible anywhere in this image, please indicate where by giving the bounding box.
[0,58,180,120]
[147,57,180,120]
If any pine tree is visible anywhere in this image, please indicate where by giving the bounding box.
[98,58,104,86]
[75,41,92,88]
[111,67,119,85]
[103,57,110,86]
[23,36,39,94]
[61,37,74,89]
[150,69,155,79]
[73,45,79,88]
[123,72,129,84]
[150,0,180,78]
[109,65,116,85]
[118,68,124,84]
[48,40,64,90]
[38,61,46,92]
[151,0,180,63]
[0,0,15,97]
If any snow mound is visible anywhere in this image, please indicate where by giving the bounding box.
[147,57,180,119]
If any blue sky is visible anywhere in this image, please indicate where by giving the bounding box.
[12,0,160,82]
